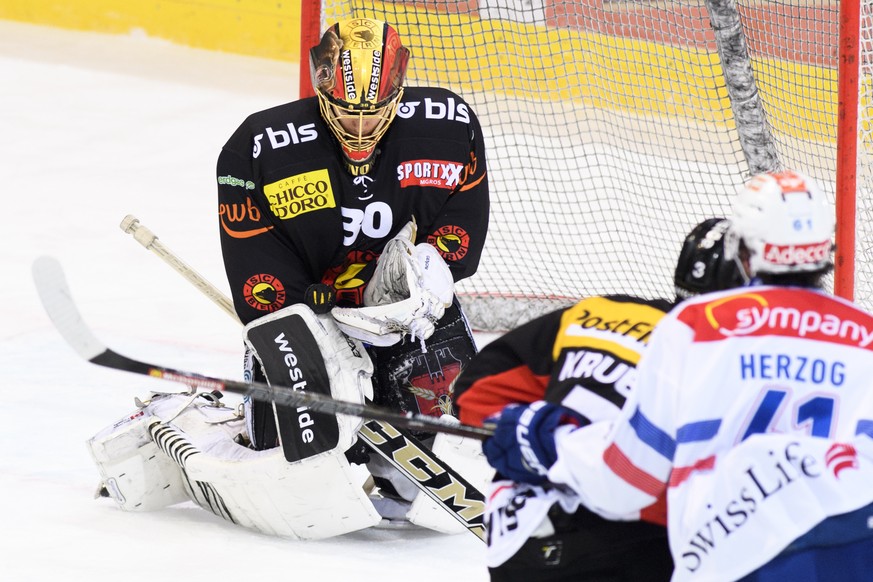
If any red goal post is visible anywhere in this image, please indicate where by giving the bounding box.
[299,0,869,332]
[836,0,861,300]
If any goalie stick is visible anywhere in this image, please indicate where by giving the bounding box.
[33,255,490,540]
[119,215,240,322]
[117,216,492,519]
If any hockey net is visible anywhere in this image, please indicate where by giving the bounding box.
[303,0,873,331]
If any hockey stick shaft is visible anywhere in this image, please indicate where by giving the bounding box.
[117,215,494,440]
[120,215,240,323]
[34,255,492,440]
[34,255,489,540]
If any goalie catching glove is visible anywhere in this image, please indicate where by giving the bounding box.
[332,220,454,347]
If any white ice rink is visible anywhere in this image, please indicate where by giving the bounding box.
[0,20,488,581]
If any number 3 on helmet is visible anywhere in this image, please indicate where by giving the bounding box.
[310,18,411,174]
[674,217,745,298]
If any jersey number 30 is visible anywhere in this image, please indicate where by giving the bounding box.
[341,203,393,246]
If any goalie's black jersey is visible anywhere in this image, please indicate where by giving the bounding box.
[217,86,489,324]
[455,294,674,427]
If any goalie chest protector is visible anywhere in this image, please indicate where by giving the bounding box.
[244,312,340,462]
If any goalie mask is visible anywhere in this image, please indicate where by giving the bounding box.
[311,18,410,175]
[724,170,835,279]
[674,217,745,299]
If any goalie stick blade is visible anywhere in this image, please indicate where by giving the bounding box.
[360,420,487,541]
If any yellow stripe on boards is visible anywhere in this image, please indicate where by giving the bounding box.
[0,0,301,61]
[1,0,852,145]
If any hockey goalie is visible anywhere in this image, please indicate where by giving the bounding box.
[86,224,492,541]
[79,13,493,541]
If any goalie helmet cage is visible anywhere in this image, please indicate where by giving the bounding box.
[300,0,870,332]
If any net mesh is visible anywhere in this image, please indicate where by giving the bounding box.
[317,0,870,330]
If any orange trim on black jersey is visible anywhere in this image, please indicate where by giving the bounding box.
[459,171,486,192]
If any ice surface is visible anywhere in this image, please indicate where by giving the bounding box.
[0,20,487,581]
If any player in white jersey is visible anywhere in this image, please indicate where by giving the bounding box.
[483,170,873,581]
[457,217,743,581]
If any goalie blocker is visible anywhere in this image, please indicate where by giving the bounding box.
[247,223,479,450]
[242,304,372,463]
[244,303,490,533]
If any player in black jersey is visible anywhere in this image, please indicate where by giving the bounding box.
[218,19,488,320]
[216,18,490,522]
[84,18,489,541]
[454,219,743,581]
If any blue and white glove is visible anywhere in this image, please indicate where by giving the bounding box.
[482,400,584,485]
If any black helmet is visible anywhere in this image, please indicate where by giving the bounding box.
[674,218,745,299]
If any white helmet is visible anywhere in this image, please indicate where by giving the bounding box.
[725,170,834,278]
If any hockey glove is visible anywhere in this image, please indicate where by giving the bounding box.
[304,283,336,314]
[482,401,584,485]
[332,220,454,347]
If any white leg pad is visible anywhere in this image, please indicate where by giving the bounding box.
[90,393,382,540]
[87,400,191,512]
[405,430,494,534]
[178,440,381,539]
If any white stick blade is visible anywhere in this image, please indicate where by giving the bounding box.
[32,256,106,361]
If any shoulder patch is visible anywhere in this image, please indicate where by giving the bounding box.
[427,225,470,261]
[243,273,287,312]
